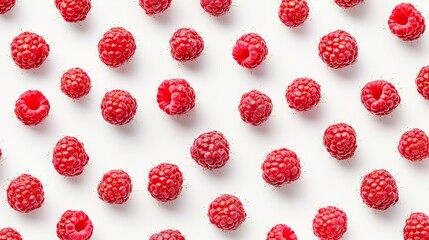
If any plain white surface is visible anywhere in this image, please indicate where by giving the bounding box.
[1,0,429,239]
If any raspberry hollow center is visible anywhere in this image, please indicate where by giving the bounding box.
[393,11,408,25]
[235,48,250,63]
[25,95,42,110]
[75,220,87,232]
[370,86,382,100]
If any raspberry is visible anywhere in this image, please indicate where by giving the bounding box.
[416,66,429,100]
[156,79,196,115]
[334,0,363,8]
[285,77,321,111]
[0,0,15,14]
[56,210,93,240]
[147,163,183,202]
[360,169,399,210]
[388,3,425,41]
[0,228,22,240]
[361,80,401,116]
[208,194,246,230]
[52,136,89,176]
[238,90,273,126]
[190,131,230,169]
[403,212,429,240]
[7,174,44,213]
[200,0,231,16]
[14,90,50,126]
[261,148,301,186]
[169,28,204,62]
[312,206,348,240]
[266,224,298,240]
[278,0,309,28]
[60,68,91,99]
[149,229,185,240]
[398,128,429,161]
[318,30,358,69]
[98,27,136,68]
[10,32,50,69]
[323,123,357,160]
[54,0,91,22]
[232,33,268,69]
[100,89,137,125]
[97,169,133,204]
[139,0,172,15]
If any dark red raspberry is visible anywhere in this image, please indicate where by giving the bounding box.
[14,90,50,126]
[60,67,91,99]
[169,28,204,62]
[262,148,301,187]
[398,128,429,161]
[323,123,357,160]
[403,212,429,240]
[139,0,172,15]
[0,228,22,240]
[55,0,91,22]
[266,224,297,240]
[278,0,309,28]
[148,163,183,202]
[157,79,196,115]
[416,66,429,100]
[52,136,89,176]
[0,0,15,14]
[388,3,425,41]
[238,90,273,126]
[97,169,133,204]
[208,194,246,230]
[318,30,358,69]
[361,80,401,116]
[100,89,137,125]
[313,206,348,240]
[334,0,363,8]
[56,210,93,240]
[190,131,230,169]
[360,169,399,210]
[11,32,50,69]
[98,27,136,68]
[7,174,44,213]
[232,33,268,69]
[150,229,185,240]
[200,0,231,16]
[286,77,321,111]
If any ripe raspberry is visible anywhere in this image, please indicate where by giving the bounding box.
[60,68,91,99]
[388,3,425,41]
[97,169,133,204]
[98,27,136,68]
[200,0,231,16]
[403,212,429,240]
[286,77,321,111]
[238,90,273,126]
[169,28,204,62]
[360,169,399,210]
[7,174,44,213]
[149,229,185,240]
[278,0,309,28]
[208,194,246,230]
[11,32,50,69]
[398,128,429,161]
[361,80,401,116]
[334,0,363,8]
[52,136,89,176]
[0,0,15,14]
[323,123,357,160]
[100,89,137,125]
[190,131,230,169]
[416,66,429,100]
[262,148,301,186]
[318,30,358,69]
[55,0,91,22]
[157,79,196,115]
[148,163,183,202]
[313,206,348,240]
[56,210,93,240]
[266,224,297,240]
[14,90,50,126]
[232,33,268,69]
[139,0,172,15]
[0,228,22,240]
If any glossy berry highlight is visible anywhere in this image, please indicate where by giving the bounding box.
[360,169,399,210]
[56,210,93,240]
[403,212,429,240]
[148,163,183,202]
[0,0,15,14]
[208,194,246,230]
[313,206,348,240]
[334,0,363,8]
[170,28,204,62]
[318,30,358,69]
[286,77,321,111]
[388,3,425,41]
[0,228,22,240]
[11,32,50,69]
[238,90,273,126]
[323,123,357,160]
[7,174,44,213]
[266,224,298,240]
[98,27,136,67]
[55,0,91,22]
[398,128,429,161]
[15,90,50,126]
[60,68,91,99]
[149,229,185,240]
[262,148,301,186]
[190,130,230,169]
[278,0,309,28]
[200,0,231,16]
[232,33,268,69]
[139,0,172,15]
[416,66,429,100]
[100,89,138,125]
[157,78,196,115]
[361,80,401,116]
[52,136,89,176]
[97,169,133,204]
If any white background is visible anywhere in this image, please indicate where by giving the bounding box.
[0,0,429,239]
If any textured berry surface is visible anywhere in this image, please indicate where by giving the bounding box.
[403,212,429,240]
[157,78,196,115]
[15,90,50,126]
[190,130,230,169]
[170,28,204,62]
[313,206,348,240]
[318,30,358,69]
[55,0,91,22]
[360,169,399,210]
[262,148,301,186]
[56,210,93,240]
[97,169,132,204]
[323,123,357,160]
[388,3,425,41]
[149,229,185,240]
[232,33,268,69]
[398,128,429,161]
[100,89,137,125]
[60,68,91,99]
[238,90,273,126]
[11,32,50,69]
[334,0,363,8]
[98,27,136,67]
[208,194,246,230]
[148,163,183,202]
[361,80,401,116]
[52,136,89,176]
[139,0,172,15]
[7,174,44,213]
[266,224,298,240]
[200,0,231,16]
[278,0,309,28]
[416,66,429,100]
[286,77,321,111]
[0,228,22,240]
[0,0,15,14]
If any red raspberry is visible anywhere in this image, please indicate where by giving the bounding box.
[398,128,429,161]
[232,33,268,69]
[403,212,429,240]
[7,174,44,213]
[323,123,357,160]
[190,131,230,169]
[208,194,246,230]
[266,224,297,240]
[97,169,133,204]
[100,89,137,125]
[10,32,50,70]
[148,163,183,202]
[56,210,93,240]
[60,68,91,99]
[200,0,231,16]
[361,80,401,116]
[416,66,429,100]
[139,0,172,15]
[261,148,301,187]
[285,77,321,111]
[149,229,185,240]
[14,90,50,126]
[157,79,196,115]
[0,228,22,240]
[318,30,358,69]
[98,27,136,68]
[238,90,273,126]
[54,0,91,22]
[0,0,15,14]
[278,0,309,28]
[313,206,348,240]
[388,3,425,41]
[360,169,399,210]
[334,0,363,8]
[169,28,204,62]
[52,136,89,176]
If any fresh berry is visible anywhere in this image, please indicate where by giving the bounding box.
[361,80,401,116]
[52,136,89,176]
[261,148,301,186]
[278,0,309,28]
[169,28,204,62]
[54,0,91,22]
[403,212,429,240]
[318,30,358,69]
[286,77,321,111]
[139,0,172,15]
[190,131,230,169]
[200,0,231,16]
[416,66,429,100]
[56,210,93,240]
[238,90,273,126]
[98,27,136,68]
[156,79,196,115]
[0,228,22,240]
[150,229,185,240]
[0,0,15,14]
[11,32,50,69]
[323,123,357,160]
[148,163,183,202]
[313,206,348,240]
[7,174,44,213]
[232,33,268,69]
[266,224,298,240]
[100,89,137,125]
[360,169,399,210]
[15,90,50,126]
[60,68,91,99]
[388,3,425,41]
[97,169,133,204]
[208,194,246,230]
[398,128,429,161]
[334,0,363,8]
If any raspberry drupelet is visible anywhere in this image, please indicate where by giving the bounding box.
[261,148,301,187]
[0,0,15,14]
[398,128,429,161]
[416,66,429,100]
[15,90,50,126]
[278,0,309,28]
[318,30,358,69]
[190,131,230,169]
[238,90,273,126]
[169,28,204,62]
[7,174,44,213]
[334,0,363,8]
[55,0,91,22]
[361,80,401,116]
[56,210,93,240]
[0,228,22,240]
[388,3,425,41]
[98,27,136,68]
[266,224,298,240]
[97,169,133,204]
[360,169,399,210]
[11,32,50,69]
[139,0,172,15]
[200,0,231,16]
[148,163,183,202]
[232,33,268,69]
[208,194,246,230]
[60,68,91,99]
[323,123,357,160]
[100,89,137,125]
[52,136,89,176]
[157,79,196,115]
[149,229,186,240]
[403,212,429,240]
[313,206,348,240]
[285,77,321,111]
